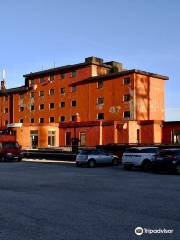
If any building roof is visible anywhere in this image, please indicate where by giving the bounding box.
[0,86,28,95]
[70,69,169,87]
[23,60,112,78]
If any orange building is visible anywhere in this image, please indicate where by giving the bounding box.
[0,56,169,149]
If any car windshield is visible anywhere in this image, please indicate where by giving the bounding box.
[2,142,19,149]
[125,148,141,153]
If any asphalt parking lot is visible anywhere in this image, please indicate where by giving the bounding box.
[0,160,179,240]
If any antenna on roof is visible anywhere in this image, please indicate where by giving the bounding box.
[53,61,56,68]
[2,69,6,80]
[42,64,44,70]
[1,69,7,94]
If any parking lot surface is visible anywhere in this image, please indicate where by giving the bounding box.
[0,160,179,240]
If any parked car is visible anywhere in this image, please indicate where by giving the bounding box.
[152,148,180,173]
[122,147,159,170]
[0,141,22,162]
[76,149,119,167]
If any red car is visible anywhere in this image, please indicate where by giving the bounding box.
[0,142,22,162]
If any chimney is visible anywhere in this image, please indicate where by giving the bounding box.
[85,56,103,65]
[105,61,123,72]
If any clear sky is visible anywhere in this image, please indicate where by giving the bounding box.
[0,0,179,121]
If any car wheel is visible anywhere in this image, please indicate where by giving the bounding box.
[176,165,180,174]
[18,158,22,162]
[124,164,132,170]
[88,159,96,168]
[1,156,6,162]
[141,160,152,171]
[76,162,81,167]
[112,158,119,166]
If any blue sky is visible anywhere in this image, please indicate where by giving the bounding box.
[0,0,180,120]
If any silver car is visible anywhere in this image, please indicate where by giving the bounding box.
[76,149,119,167]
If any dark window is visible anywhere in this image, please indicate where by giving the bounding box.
[30,118,34,123]
[50,74,54,82]
[123,77,130,85]
[49,117,54,123]
[40,76,45,83]
[61,88,65,95]
[30,105,35,111]
[71,115,76,122]
[4,108,8,113]
[72,86,77,92]
[97,97,104,105]
[49,103,55,109]
[125,148,141,153]
[39,91,44,97]
[71,100,77,107]
[141,148,159,153]
[39,118,44,123]
[124,111,130,118]
[65,132,71,146]
[60,102,65,108]
[30,92,35,98]
[49,89,55,96]
[19,118,23,123]
[5,96,8,101]
[40,104,44,110]
[61,73,65,79]
[97,80,103,89]
[60,116,65,122]
[71,71,77,77]
[5,120,8,125]
[124,94,130,102]
[20,106,24,112]
[29,79,35,85]
[97,113,104,120]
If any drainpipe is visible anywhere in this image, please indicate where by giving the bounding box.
[99,121,103,145]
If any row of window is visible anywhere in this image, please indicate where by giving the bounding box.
[27,77,131,98]
[18,111,131,124]
[29,71,77,85]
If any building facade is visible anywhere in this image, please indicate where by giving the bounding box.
[0,56,169,149]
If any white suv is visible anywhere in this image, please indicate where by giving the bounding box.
[122,147,159,170]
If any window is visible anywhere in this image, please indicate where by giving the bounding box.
[48,130,56,147]
[29,79,35,85]
[19,118,23,123]
[4,108,8,114]
[61,73,65,79]
[124,94,130,102]
[60,88,65,95]
[50,74,54,82]
[71,115,76,122]
[30,105,35,111]
[97,97,104,105]
[39,91,44,97]
[123,77,130,85]
[97,113,104,120]
[49,89,55,96]
[124,111,130,118]
[5,120,8,125]
[40,76,45,83]
[40,104,44,110]
[72,86,77,92]
[19,106,24,112]
[60,116,65,122]
[97,79,103,89]
[80,132,86,146]
[5,95,8,101]
[71,100,77,107]
[49,117,54,123]
[19,94,24,100]
[39,118,44,123]
[30,92,35,98]
[60,101,65,108]
[30,118,34,123]
[71,71,77,77]
[49,103,55,109]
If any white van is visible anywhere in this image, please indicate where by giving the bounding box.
[122,147,159,170]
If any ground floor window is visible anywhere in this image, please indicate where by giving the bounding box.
[30,130,38,149]
[172,130,180,144]
[48,130,56,147]
[80,132,86,146]
[65,132,71,146]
